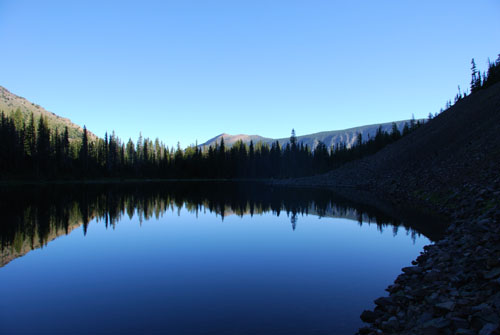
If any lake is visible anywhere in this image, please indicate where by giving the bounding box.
[0,182,442,334]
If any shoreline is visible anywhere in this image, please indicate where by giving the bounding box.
[271,176,500,334]
[0,177,271,186]
[2,177,499,333]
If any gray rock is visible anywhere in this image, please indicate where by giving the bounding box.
[422,317,451,329]
[424,270,441,282]
[358,202,500,335]
[477,308,500,325]
[491,293,500,310]
[420,326,440,335]
[451,317,470,330]
[402,266,424,275]
[472,303,490,312]
[385,316,399,331]
[374,297,394,309]
[479,323,499,335]
[439,253,451,262]
[386,284,401,293]
[484,267,500,280]
[411,288,429,298]
[456,329,476,335]
[418,312,433,324]
[358,326,373,335]
[487,257,500,268]
[435,301,455,312]
[360,310,378,323]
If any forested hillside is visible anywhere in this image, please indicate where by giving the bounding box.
[292,55,500,207]
[0,86,94,141]
[0,110,422,179]
[1,55,498,181]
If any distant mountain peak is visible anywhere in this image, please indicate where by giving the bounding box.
[200,120,423,150]
[199,133,273,147]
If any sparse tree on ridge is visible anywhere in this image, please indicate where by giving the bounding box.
[471,58,480,93]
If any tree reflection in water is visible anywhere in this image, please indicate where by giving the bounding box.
[0,182,442,267]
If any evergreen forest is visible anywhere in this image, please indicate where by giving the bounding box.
[1,56,499,181]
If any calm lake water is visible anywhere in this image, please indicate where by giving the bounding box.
[0,182,441,334]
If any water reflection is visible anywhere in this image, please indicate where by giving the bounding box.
[0,181,441,267]
[1,181,447,334]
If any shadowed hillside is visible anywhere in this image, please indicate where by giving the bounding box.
[282,76,500,334]
[294,81,500,214]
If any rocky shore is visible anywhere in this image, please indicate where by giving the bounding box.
[274,82,500,334]
[354,86,500,334]
[272,178,500,334]
[358,207,500,334]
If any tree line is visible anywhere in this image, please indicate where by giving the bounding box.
[1,54,498,180]
[0,111,423,179]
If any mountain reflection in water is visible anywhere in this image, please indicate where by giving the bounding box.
[0,182,442,268]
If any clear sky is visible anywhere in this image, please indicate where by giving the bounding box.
[1,1,499,148]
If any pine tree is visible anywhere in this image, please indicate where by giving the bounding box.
[356,132,363,147]
[25,112,36,157]
[471,58,479,93]
[54,128,61,169]
[12,108,23,130]
[219,137,225,154]
[62,127,70,171]
[126,138,135,169]
[402,122,410,136]
[248,140,255,177]
[290,129,297,149]
[36,115,51,174]
[136,132,144,166]
[79,125,89,173]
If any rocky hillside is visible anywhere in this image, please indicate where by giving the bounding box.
[285,81,500,334]
[296,82,500,205]
[0,85,92,141]
[200,120,419,150]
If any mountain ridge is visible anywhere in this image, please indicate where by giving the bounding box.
[200,133,273,147]
[0,85,94,141]
[199,119,423,150]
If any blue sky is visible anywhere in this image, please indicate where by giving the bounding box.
[1,1,499,148]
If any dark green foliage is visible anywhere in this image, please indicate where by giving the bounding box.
[0,115,420,180]
[79,126,89,173]
[2,53,498,180]
[25,113,36,157]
